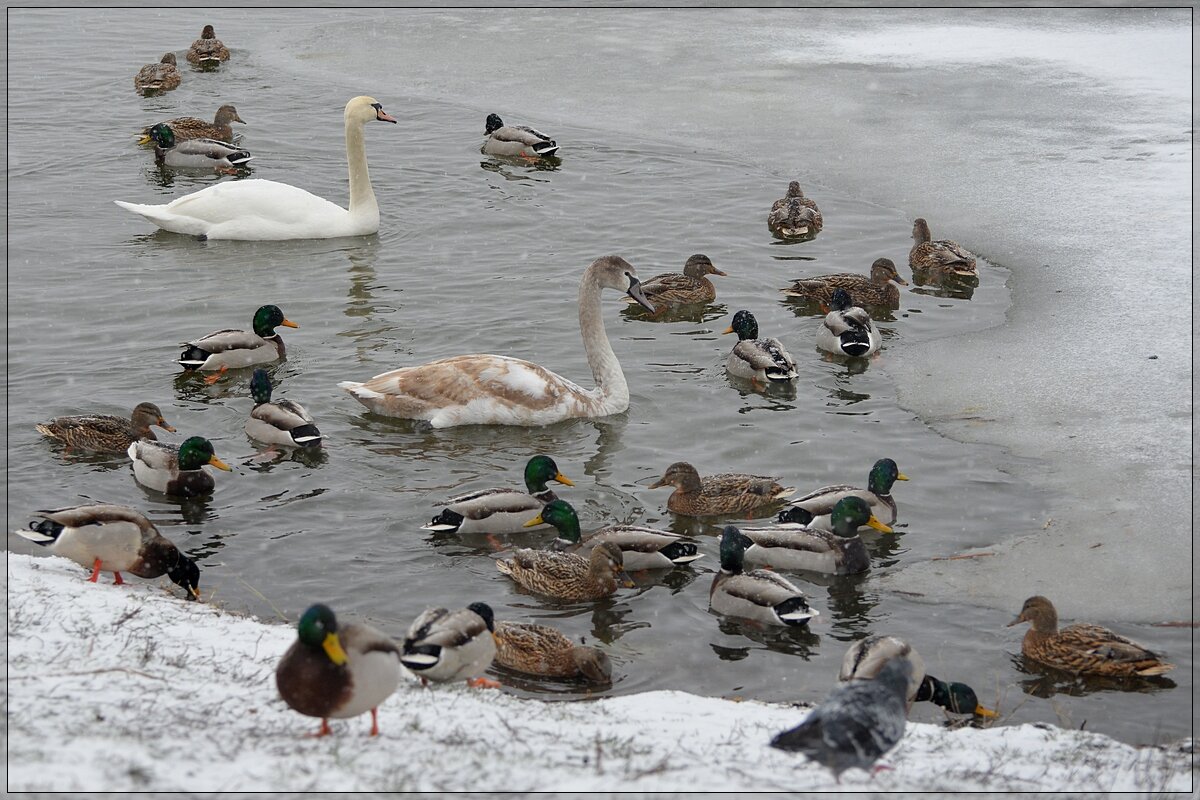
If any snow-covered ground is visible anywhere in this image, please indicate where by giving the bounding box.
[6,554,1193,793]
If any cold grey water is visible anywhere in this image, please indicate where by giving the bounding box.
[6,9,1191,746]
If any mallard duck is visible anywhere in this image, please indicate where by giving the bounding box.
[493,621,612,683]
[14,503,200,600]
[649,461,794,518]
[623,254,726,311]
[116,96,397,240]
[817,288,881,358]
[146,123,253,175]
[723,310,799,383]
[142,104,245,144]
[910,218,977,277]
[768,182,823,237]
[276,603,402,736]
[496,541,633,602]
[178,304,297,384]
[742,497,889,575]
[36,401,175,454]
[187,24,230,66]
[527,499,703,571]
[422,455,573,534]
[1007,596,1174,677]
[482,113,559,158]
[128,436,232,497]
[133,53,181,95]
[400,603,499,686]
[245,369,321,448]
[781,258,909,310]
[783,458,908,529]
[840,636,997,717]
[339,256,655,427]
[770,656,911,780]
[709,526,818,626]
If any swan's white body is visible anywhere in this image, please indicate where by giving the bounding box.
[339,256,653,428]
[114,96,396,240]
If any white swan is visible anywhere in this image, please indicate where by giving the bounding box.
[339,255,654,428]
[114,96,397,240]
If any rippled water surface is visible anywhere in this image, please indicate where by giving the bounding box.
[6,9,1189,745]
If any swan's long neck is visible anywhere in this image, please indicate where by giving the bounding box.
[345,115,377,219]
[578,275,628,414]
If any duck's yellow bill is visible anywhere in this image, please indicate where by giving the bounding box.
[323,632,349,665]
[554,473,575,487]
[522,513,545,528]
[975,704,999,719]
[896,472,910,481]
[721,325,735,335]
[866,515,893,534]
[208,455,233,472]
[138,134,152,145]
[281,319,299,328]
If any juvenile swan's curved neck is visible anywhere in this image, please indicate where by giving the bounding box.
[345,113,377,218]
[578,270,628,415]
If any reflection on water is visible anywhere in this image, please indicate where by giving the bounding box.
[713,614,821,659]
[1010,654,1178,698]
[479,155,562,179]
[911,266,980,300]
[620,302,728,325]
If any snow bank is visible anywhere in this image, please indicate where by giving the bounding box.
[5,553,1193,793]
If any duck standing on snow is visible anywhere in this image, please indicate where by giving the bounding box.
[146,123,253,175]
[709,526,819,627]
[482,113,559,159]
[649,461,794,518]
[840,635,997,718]
[245,369,321,448]
[178,304,298,384]
[496,541,633,602]
[768,181,823,238]
[625,254,727,312]
[422,455,573,534]
[493,621,612,684]
[909,218,978,278]
[142,104,245,143]
[187,24,230,67]
[276,603,402,736]
[770,656,911,780]
[526,499,703,571]
[781,258,908,310]
[1007,595,1174,677]
[817,288,881,358]
[133,53,181,95]
[128,436,232,497]
[783,458,908,530]
[723,310,798,384]
[14,504,200,600]
[36,401,175,454]
[741,497,890,575]
[400,603,499,687]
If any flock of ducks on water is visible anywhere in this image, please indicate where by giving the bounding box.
[13,26,1176,780]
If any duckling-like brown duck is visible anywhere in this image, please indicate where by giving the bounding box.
[36,402,175,454]
[625,254,727,311]
[781,258,908,309]
[649,461,794,518]
[909,218,977,277]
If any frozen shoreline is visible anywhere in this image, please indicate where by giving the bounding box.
[6,554,1193,793]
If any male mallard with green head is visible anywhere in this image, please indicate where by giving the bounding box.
[147,123,253,175]
[1007,596,1174,677]
[649,461,794,518]
[723,310,799,384]
[178,304,298,384]
[423,455,573,534]
[128,436,232,497]
[482,113,559,159]
[36,401,175,454]
[742,497,891,575]
[245,369,321,448]
[709,526,819,626]
[784,458,909,529]
[817,288,881,358]
[841,635,997,718]
[276,604,402,736]
[400,603,499,687]
[526,499,703,571]
[781,257,908,309]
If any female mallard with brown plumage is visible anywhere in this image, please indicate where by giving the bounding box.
[783,458,908,529]
[710,526,819,626]
[840,635,997,717]
[493,621,612,684]
[909,218,977,278]
[723,310,799,384]
[276,603,402,736]
[133,53,181,95]
[496,541,633,602]
[36,402,175,454]
[1007,596,1174,677]
[781,257,908,309]
[624,254,726,312]
[128,436,232,497]
[768,181,823,238]
[422,455,573,534]
[187,24,230,67]
[14,503,200,600]
[649,461,794,518]
[400,603,499,687]
[741,497,890,575]
[141,104,245,144]
[526,499,703,571]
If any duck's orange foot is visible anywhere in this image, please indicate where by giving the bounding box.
[88,558,102,583]
[467,677,502,689]
[309,718,332,738]
[113,572,125,586]
[203,366,228,386]
[369,708,380,736]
